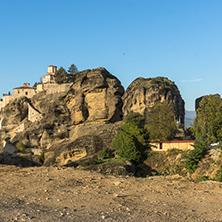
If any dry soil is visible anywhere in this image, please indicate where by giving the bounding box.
[0,165,221,222]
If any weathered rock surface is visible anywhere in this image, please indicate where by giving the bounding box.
[65,67,124,124]
[87,160,136,176]
[0,68,125,168]
[1,97,29,127]
[122,77,185,124]
[44,121,123,166]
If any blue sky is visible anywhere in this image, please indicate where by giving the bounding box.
[1,0,222,111]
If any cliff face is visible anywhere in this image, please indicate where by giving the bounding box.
[122,77,185,124]
[65,67,124,124]
[0,68,125,166]
[0,70,185,168]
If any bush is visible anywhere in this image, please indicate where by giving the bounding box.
[16,140,26,152]
[215,165,222,182]
[120,122,147,146]
[124,111,145,128]
[184,140,207,173]
[99,148,112,159]
[112,130,142,163]
[39,152,45,163]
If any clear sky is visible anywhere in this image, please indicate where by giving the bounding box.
[1,0,222,111]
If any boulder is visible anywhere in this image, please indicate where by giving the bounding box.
[123,77,185,124]
[65,67,124,124]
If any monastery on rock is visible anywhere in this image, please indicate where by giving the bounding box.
[0,65,71,111]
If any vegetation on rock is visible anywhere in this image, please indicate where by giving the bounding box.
[98,147,112,159]
[55,66,76,84]
[16,140,26,152]
[68,64,78,74]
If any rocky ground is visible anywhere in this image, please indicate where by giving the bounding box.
[0,165,221,222]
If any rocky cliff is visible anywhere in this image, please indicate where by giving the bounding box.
[0,67,125,167]
[65,67,124,124]
[122,77,185,124]
[0,70,185,172]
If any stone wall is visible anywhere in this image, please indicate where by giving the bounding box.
[0,95,13,109]
[28,104,42,122]
[37,83,72,94]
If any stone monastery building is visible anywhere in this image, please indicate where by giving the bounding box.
[0,65,70,111]
[42,65,57,84]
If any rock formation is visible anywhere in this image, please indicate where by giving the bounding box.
[65,67,124,124]
[0,67,125,168]
[0,69,186,173]
[122,77,185,124]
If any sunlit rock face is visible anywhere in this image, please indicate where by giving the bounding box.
[65,67,124,125]
[122,77,185,124]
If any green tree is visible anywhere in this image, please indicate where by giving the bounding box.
[33,81,41,87]
[112,130,143,163]
[68,64,78,74]
[185,95,222,173]
[193,95,222,145]
[112,112,149,163]
[54,67,68,84]
[124,111,145,128]
[184,140,207,173]
[146,101,176,141]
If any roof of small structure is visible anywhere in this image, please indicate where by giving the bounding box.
[47,65,57,67]
[13,86,37,90]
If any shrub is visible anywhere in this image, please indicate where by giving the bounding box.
[124,111,145,128]
[215,165,222,182]
[196,175,211,182]
[112,130,142,163]
[184,140,207,173]
[99,148,112,159]
[16,140,26,152]
[39,152,45,163]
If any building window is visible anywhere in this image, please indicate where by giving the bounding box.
[25,92,28,95]
[18,91,20,94]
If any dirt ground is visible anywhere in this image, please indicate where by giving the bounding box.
[0,165,221,222]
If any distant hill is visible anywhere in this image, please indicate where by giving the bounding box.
[185,110,196,128]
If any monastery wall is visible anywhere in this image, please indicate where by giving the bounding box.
[37,83,72,94]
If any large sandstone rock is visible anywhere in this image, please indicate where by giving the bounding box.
[44,121,123,166]
[1,97,29,127]
[65,67,124,124]
[123,77,185,124]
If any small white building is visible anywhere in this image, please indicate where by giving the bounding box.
[42,65,57,84]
